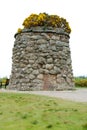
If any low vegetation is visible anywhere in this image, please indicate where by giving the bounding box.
[18,13,71,34]
[0,93,87,130]
[0,77,8,83]
[74,76,87,88]
[0,77,9,88]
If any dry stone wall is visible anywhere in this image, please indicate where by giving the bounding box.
[9,27,74,90]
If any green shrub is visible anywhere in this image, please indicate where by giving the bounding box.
[74,77,87,87]
[0,77,9,87]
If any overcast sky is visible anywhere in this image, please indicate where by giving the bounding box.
[0,0,87,78]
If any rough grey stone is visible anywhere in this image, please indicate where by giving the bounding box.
[51,46,56,51]
[46,64,54,70]
[47,58,53,63]
[32,70,39,75]
[49,70,58,74]
[29,60,35,64]
[37,39,48,44]
[37,74,43,80]
[30,35,43,40]
[9,27,74,91]
[37,57,46,64]
[54,66,61,74]
[50,39,56,45]
[29,74,35,80]
[41,33,50,40]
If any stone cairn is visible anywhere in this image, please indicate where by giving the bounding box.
[9,26,74,90]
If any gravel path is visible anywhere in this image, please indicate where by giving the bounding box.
[0,88,87,102]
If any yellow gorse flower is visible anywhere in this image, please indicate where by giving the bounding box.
[19,13,71,33]
[17,28,22,33]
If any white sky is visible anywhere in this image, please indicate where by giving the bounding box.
[0,0,87,78]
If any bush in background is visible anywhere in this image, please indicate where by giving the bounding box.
[74,76,87,87]
[0,77,9,88]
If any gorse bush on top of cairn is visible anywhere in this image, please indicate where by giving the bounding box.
[18,13,71,34]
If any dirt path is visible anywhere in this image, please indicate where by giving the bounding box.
[0,88,87,102]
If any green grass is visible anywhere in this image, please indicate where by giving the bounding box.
[0,92,87,130]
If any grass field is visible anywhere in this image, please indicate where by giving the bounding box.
[0,92,87,130]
